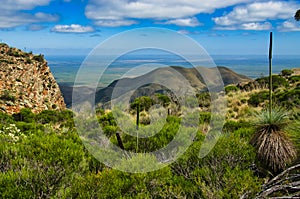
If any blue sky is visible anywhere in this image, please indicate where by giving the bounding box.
[0,0,299,55]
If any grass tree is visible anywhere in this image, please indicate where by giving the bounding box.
[250,108,297,173]
[250,32,297,174]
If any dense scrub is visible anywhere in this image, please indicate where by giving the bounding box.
[1,69,299,198]
[0,108,264,198]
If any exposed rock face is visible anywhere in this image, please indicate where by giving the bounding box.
[0,43,65,114]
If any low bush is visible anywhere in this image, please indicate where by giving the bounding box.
[225,85,240,94]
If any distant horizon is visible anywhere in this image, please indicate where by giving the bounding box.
[18,48,300,58]
[46,52,300,86]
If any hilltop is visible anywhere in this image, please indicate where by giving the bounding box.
[94,65,251,106]
[0,43,65,114]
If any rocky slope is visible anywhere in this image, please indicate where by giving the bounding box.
[0,43,65,114]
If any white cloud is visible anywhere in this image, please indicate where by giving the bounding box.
[177,29,201,35]
[0,0,57,28]
[164,17,202,27]
[213,1,299,29]
[85,0,252,27]
[51,24,95,33]
[1,0,51,11]
[94,19,137,27]
[0,12,58,28]
[177,30,190,35]
[241,22,272,30]
[215,22,272,30]
[278,21,300,32]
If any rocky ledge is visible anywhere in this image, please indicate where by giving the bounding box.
[0,43,65,114]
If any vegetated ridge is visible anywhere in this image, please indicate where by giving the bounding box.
[0,43,65,114]
[95,65,251,106]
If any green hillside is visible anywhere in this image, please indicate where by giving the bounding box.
[0,68,299,198]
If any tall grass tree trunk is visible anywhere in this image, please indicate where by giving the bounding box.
[251,33,297,174]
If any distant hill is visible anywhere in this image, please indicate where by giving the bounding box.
[0,43,65,114]
[95,66,251,106]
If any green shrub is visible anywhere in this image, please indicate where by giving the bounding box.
[248,90,269,106]
[13,108,35,123]
[32,54,44,62]
[25,57,32,64]
[0,130,87,198]
[0,90,16,102]
[225,85,239,94]
[0,112,14,125]
[256,75,289,90]
[199,112,211,124]
[276,88,300,108]
[130,96,155,111]
[35,109,73,124]
[288,75,300,83]
[280,69,293,77]
[223,120,251,133]
[15,122,43,135]
[196,92,211,108]
[98,112,117,127]
[155,93,170,107]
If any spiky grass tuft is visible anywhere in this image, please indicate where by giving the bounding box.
[250,108,297,174]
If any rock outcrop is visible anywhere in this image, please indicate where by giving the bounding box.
[0,43,65,114]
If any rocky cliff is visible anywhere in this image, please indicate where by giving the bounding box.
[0,43,65,114]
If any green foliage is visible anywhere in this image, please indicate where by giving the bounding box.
[102,125,118,137]
[0,111,14,126]
[276,88,300,108]
[118,116,181,152]
[35,109,74,126]
[223,119,252,133]
[173,131,261,198]
[288,75,300,83]
[155,93,170,107]
[225,85,240,94]
[281,69,293,77]
[256,75,289,90]
[13,108,35,123]
[199,112,211,124]
[196,92,211,108]
[98,111,117,127]
[15,122,44,135]
[32,54,44,62]
[130,96,155,111]
[0,129,87,198]
[1,103,294,198]
[0,90,16,102]
[248,90,269,106]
